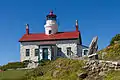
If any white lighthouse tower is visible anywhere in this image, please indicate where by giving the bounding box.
[44,11,58,35]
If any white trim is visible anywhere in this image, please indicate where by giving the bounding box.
[82,49,89,56]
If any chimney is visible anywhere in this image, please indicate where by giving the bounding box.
[26,24,29,35]
[75,20,79,31]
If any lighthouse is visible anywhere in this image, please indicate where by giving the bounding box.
[44,11,58,35]
[19,11,88,67]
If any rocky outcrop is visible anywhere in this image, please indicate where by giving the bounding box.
[81,60,120,80]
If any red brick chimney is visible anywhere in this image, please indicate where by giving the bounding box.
[26,24,29,35]
[75,20,79,31]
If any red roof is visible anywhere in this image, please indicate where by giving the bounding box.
[19,31,80,42]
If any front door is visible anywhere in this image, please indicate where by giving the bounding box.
[43,48,48,60]
[51,47,54,60]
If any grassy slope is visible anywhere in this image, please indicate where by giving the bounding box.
[25,58,85,80]
[1,58,120,80]
[0,70,26,80]
[98,43,120,61]
[105,70,120,80]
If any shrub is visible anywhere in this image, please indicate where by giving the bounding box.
[110,34,120,45]
[98,44,120,61]
[39,59,51,66]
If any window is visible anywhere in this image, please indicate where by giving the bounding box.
[84,50,88,55]
[67,47,71,56]
[47,16,56,20]
[35,49,39,56]
[57,48,62,56]
[49,30,52,34]
[26,49,30,56]
[58,48,61,52]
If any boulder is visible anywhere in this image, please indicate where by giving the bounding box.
[99,72,105,76]
[78,72,88,79]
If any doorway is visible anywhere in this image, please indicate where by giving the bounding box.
[42,48,48,60]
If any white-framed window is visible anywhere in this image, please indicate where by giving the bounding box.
[83,49,88,55]
[26,49,30,56]
[67,47,71,56]
[35,49,39,56]
[57,48,62,56]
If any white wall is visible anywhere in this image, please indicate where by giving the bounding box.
[20,43,39,62]
[56,40,79,58]
[20,39,81,62]
[77,45,82,57]
[56,43,77,58]
[44,20,58,35]
[82,45,89,56]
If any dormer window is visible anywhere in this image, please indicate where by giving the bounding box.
[49,30,52,34]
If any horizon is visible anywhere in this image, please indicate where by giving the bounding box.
[0,0,120,65]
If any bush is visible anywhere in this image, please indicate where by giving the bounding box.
[0,62,25,71]
[110,34,120,45]
[98,44,120,61]
[39,59,51,66]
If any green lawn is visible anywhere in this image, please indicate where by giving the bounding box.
[0,70,26,80]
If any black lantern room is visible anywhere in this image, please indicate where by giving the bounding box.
[46,11,57,20]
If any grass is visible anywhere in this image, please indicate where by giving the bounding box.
[1,58,120,80]
[0,70,26,80]
[104,70,120,80]
[0,58,85,80]
[98,43,120,61]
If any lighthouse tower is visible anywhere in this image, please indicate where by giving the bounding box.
[44,11,58,35]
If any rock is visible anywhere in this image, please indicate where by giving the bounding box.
[99,72,105,76]
[102,68,108,71]
[83,60,120,80]
[117,62,120,66]
[53,70,60,77]
[78,72,88,79]
[82,66,89,69]
[112,62,118,66]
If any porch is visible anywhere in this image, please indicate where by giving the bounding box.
[39,45,57,61]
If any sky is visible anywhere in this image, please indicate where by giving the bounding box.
[0,0,120,65]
